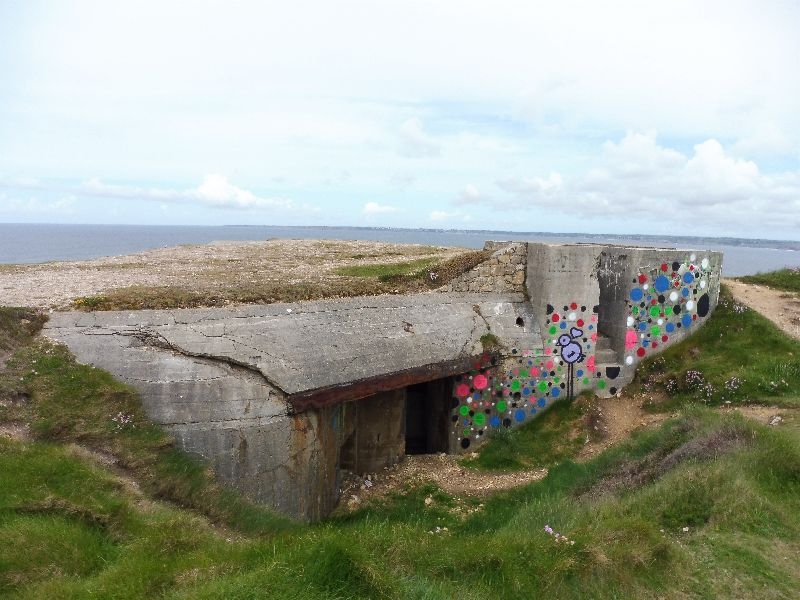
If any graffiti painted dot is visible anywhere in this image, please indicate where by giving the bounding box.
[597,380,606,390]
[459,405,470,416]
[701,257,709,269]
[662,335,669,342]
[583,377,590,384]
[538,381,548,393]
[697,293,710,317]
[510,380,521,392]
[669,290,679,302]
[455,383,470,397]
[666,322,675,333]
[627,316,635,327]
[682,287,690,298]
[637,347,646,357]
[683,272,694,284]
[473,412,486,426]
[638,274,647,284]
[497,400,507,412]
[490,415,501,427]
[651,326,660,336]
[664,306,673,316]
[551,388,560,398]
[682,314,693,328]
[570,302,578,310]
[625,355,634,365]
[560,321,567,329]
[514,409,526,422]
[473,374,488,390]
[577,318,585,327]
[630,288,644,302]
[660,263,668,272]
[654,275,670,292]
[552,313,560,322]
[649,306,660,318]
[686,300,695,311]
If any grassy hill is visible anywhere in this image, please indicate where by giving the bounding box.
[1,280,799,599]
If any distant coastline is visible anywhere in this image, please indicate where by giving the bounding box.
[0,223,797,276]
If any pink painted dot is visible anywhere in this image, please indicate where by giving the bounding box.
[591,314,598,322]
[591,333,597,342]
[455,383,470,397]
[544,347,552,355]
[473,374,488,390]
[546,360,554,370]
[531,367,540,377]
[625,330,638,349]
[587,355,596,372]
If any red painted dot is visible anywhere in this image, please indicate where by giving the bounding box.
[455,383,470,397]
[662,335,669,342]
[652,342,658,349]
[651,299,658,305]
[693,314,698,320]
[638,274,647,284]
[637,348,646,357]
[577,319,585,327]
[661,263,668,272]
[552,313,560,322]
[570,302,578,310]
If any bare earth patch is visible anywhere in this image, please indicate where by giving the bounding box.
[724,279,800,341]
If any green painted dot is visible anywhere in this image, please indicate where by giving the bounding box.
[649,306,660,318]
[553,377,560,384]
[583,377,590,385]
[597,380,606,390]
[519,369,529,378]
[496,400,507,412]
[651,326,660,336]
[549,325,557,335]
[510,380,521,392]
[632,306,639,315]
[664,306,673,316]
[538,381,548,393]
[459,405,469,416]
[463,428,471,437]
[474,413,486,426]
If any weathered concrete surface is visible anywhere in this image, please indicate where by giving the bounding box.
[43,291,541,520]
[46,292,539,398]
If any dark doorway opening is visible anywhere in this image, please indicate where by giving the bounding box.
[405,379,451,454]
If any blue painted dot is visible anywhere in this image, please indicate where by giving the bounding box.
[639,322,647,331]
[528,360,533,366]
[514,409,526,422]
[588,324,594,330]
[630,288,644,302]
[560,321,567,329]
[522,386,530,396]
[654,275,670,293]
[643,339,650,347]
[490,416,501,427]
[665,322,675,333]
[530,408,538,415]
[682,287,690,297]
[576,369,584,377]
[683,272,694,284]
[682,314,693,328]
[538,398,547,407]
[551,388,560,398]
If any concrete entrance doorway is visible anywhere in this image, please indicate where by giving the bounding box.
[405,379,452,454]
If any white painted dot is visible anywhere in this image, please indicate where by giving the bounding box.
[701,257,709,269]
[643,283,650,290]
[657,318,664,326]
[627,316,635,327]
[669,291,679,302]
[700,280,707,289]
[690,253,697,262]
[640,333,646,339]
[568,312,577,321]
[625,356,634,365]
[686,300,695,311]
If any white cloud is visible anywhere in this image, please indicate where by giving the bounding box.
[0,193,75,215]
[81,175,297,210]
[453,184,493,206]
[493,132,800,232]
[398,118,441,158]
[362,201,398,215]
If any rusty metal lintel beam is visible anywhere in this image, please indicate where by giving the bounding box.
[287,353,496,414]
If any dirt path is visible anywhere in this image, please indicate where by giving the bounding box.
[724,279,800,341]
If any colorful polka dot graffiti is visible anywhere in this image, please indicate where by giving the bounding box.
[624,255,714,366]
[452,301,610,449]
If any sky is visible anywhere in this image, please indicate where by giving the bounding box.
[1,0,799,240]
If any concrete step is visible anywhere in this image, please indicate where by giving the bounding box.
[595,335,612,350]
[594,348,618,364]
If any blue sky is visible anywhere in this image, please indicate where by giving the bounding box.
[1,0,799,239]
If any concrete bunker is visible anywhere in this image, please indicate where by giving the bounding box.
[43,241,723,521]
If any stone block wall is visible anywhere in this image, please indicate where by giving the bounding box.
[442,242,527,293]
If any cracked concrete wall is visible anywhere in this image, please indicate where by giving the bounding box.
[42,317,339,521]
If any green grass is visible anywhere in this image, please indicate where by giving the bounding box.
[738,267,800,293]
[626,285,800,411]
[2,271,800,598]
[334,257,439,281]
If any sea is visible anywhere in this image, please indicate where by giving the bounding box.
[0,223,798,277]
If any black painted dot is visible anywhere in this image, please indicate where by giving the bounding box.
[610,387,617,395]
[461,438,471,449]
[658,294,665,304]
[673,305,681,315]
[672,261,680,272]
[484,408,491,414]
[513,392,521,400]
[503,418,512,428]
[560,383,566,389]
[512,348,518,354]
[640,302,646,308]
[697,293,710,317]
[451,415,459,422]
[550,370,556,376]
[593,305,600,313]
[546,304,555,314]
[468,410,475,417]
[581,305,586,311]
[606,366,620,380]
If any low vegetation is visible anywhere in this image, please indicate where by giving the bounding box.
[738,266,800,293]
[1,273,799,598]
[624,285,800,411]
[71,249,491,311]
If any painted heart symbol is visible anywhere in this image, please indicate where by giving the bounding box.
[570,327,582,338]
